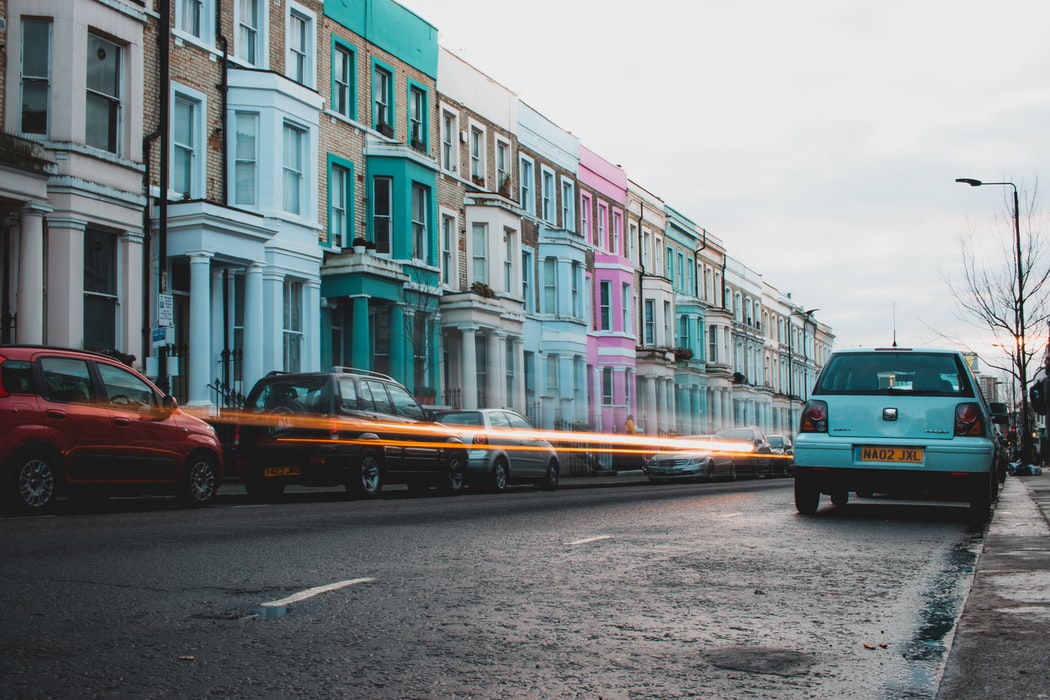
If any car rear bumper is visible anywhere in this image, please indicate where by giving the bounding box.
[794,438,994,474]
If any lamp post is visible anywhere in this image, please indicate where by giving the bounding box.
[956,178,1033,464]
[788,308,819,434]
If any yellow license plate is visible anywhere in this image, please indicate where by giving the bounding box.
[858,446,923,463]
[264,466,301,477]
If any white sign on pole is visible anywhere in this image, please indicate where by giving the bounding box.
[158,293,174,327]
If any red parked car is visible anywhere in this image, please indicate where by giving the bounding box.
[0,345,223,514]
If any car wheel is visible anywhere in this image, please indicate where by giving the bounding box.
[795,476,820,515]
[178,452,219,507]
[830,490,849,507]
[8,449,59,514]
[728,463,737,481]
[540,459,560,491]
[442,451,466,495]
[702,459,715,482]
[244,479,285,500]
[351,450,383,499]
[492,459,509,492]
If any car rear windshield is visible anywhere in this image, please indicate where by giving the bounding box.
[248,375,328,412]
[437,411,484,427]
[813,352,975,397]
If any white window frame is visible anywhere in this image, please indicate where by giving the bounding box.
[543,257,557,315]
[283,278,304,372]
[621,283,631,334]
[440,105,458,173]
[232,111,259,207]
[171,84,206,200]
[285,2,316,88]
[282,121,307,215]
[469,122,486,183]
[176,0,216,46]
[503,227,516,294]
[495,139,510,195]
[85,32,123,155]
[519,155,535,214]
[580,193,592,242]
[560,177,575,232]
[235,0,267,67]
[440,209,459,287]
[471,223,489,285]
[540,167,555,224]
[20,18,51,136]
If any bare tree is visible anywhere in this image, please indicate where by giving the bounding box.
[946,182,1050,463]
[399,268,444,400]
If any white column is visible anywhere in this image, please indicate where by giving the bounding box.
[304,279,321,371]
[187,251,213,407]
[15,204,50,344]
[461,326,478,409]
[243,263,264,388]
[119,230,145,366]
[490,331,505,408]
[45,216,88,348]
[263,269,284,372]
[513,337,526,412]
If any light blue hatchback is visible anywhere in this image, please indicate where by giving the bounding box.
[793,347,1009,520]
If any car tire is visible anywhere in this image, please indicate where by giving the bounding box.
[441,451,466,495]
[969,472,993,523]
[830,490,849,507]
[351,450,383,499]
[178,452,219,507]
[795,476,820,515]
[703,459,715,482]
[7,448,60,514]
[540,459,560,491]
[492,459,509,492]
[728,463,737,482]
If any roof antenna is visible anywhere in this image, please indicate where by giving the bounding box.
[892,303,898,347]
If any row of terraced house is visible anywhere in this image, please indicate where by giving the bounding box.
[0,0,833,438]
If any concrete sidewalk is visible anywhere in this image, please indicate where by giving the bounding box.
[937,472,1050,698]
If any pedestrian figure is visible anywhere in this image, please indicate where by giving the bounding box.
[625,414,636,434]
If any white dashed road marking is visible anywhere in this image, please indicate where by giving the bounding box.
[261,577,375,609]
[565,535,614,546]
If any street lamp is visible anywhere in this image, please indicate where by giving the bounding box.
[788,308,819,433]
[956,177,1033,464]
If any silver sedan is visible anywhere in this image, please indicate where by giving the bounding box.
[645,435,736,483]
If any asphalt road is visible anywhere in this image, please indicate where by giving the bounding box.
[0,478,986,698]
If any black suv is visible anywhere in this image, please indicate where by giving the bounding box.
[232,368,466,498]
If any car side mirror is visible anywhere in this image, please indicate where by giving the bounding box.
[989,401,1009,424]
[159,394,178,415]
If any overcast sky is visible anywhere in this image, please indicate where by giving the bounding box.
[403,0,1050,372]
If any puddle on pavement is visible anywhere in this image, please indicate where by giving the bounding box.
[882,532,980,698]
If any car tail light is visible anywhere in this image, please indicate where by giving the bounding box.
[955,402,984,436]
[330,421,340,441]
[233,424,240,447]
[800,400,828,433]
[471,433,488,447]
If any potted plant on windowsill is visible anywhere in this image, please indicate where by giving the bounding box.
[674,347,694,362]
[377,122,394,138]
[352,237,368,254]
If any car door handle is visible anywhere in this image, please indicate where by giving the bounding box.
[113,417,131,427]
[46,409,66,420]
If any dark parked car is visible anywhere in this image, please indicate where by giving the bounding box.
[434,409,559,491]
[0,345,223,514]
[715,426,777,478]
[233,368,466,498]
